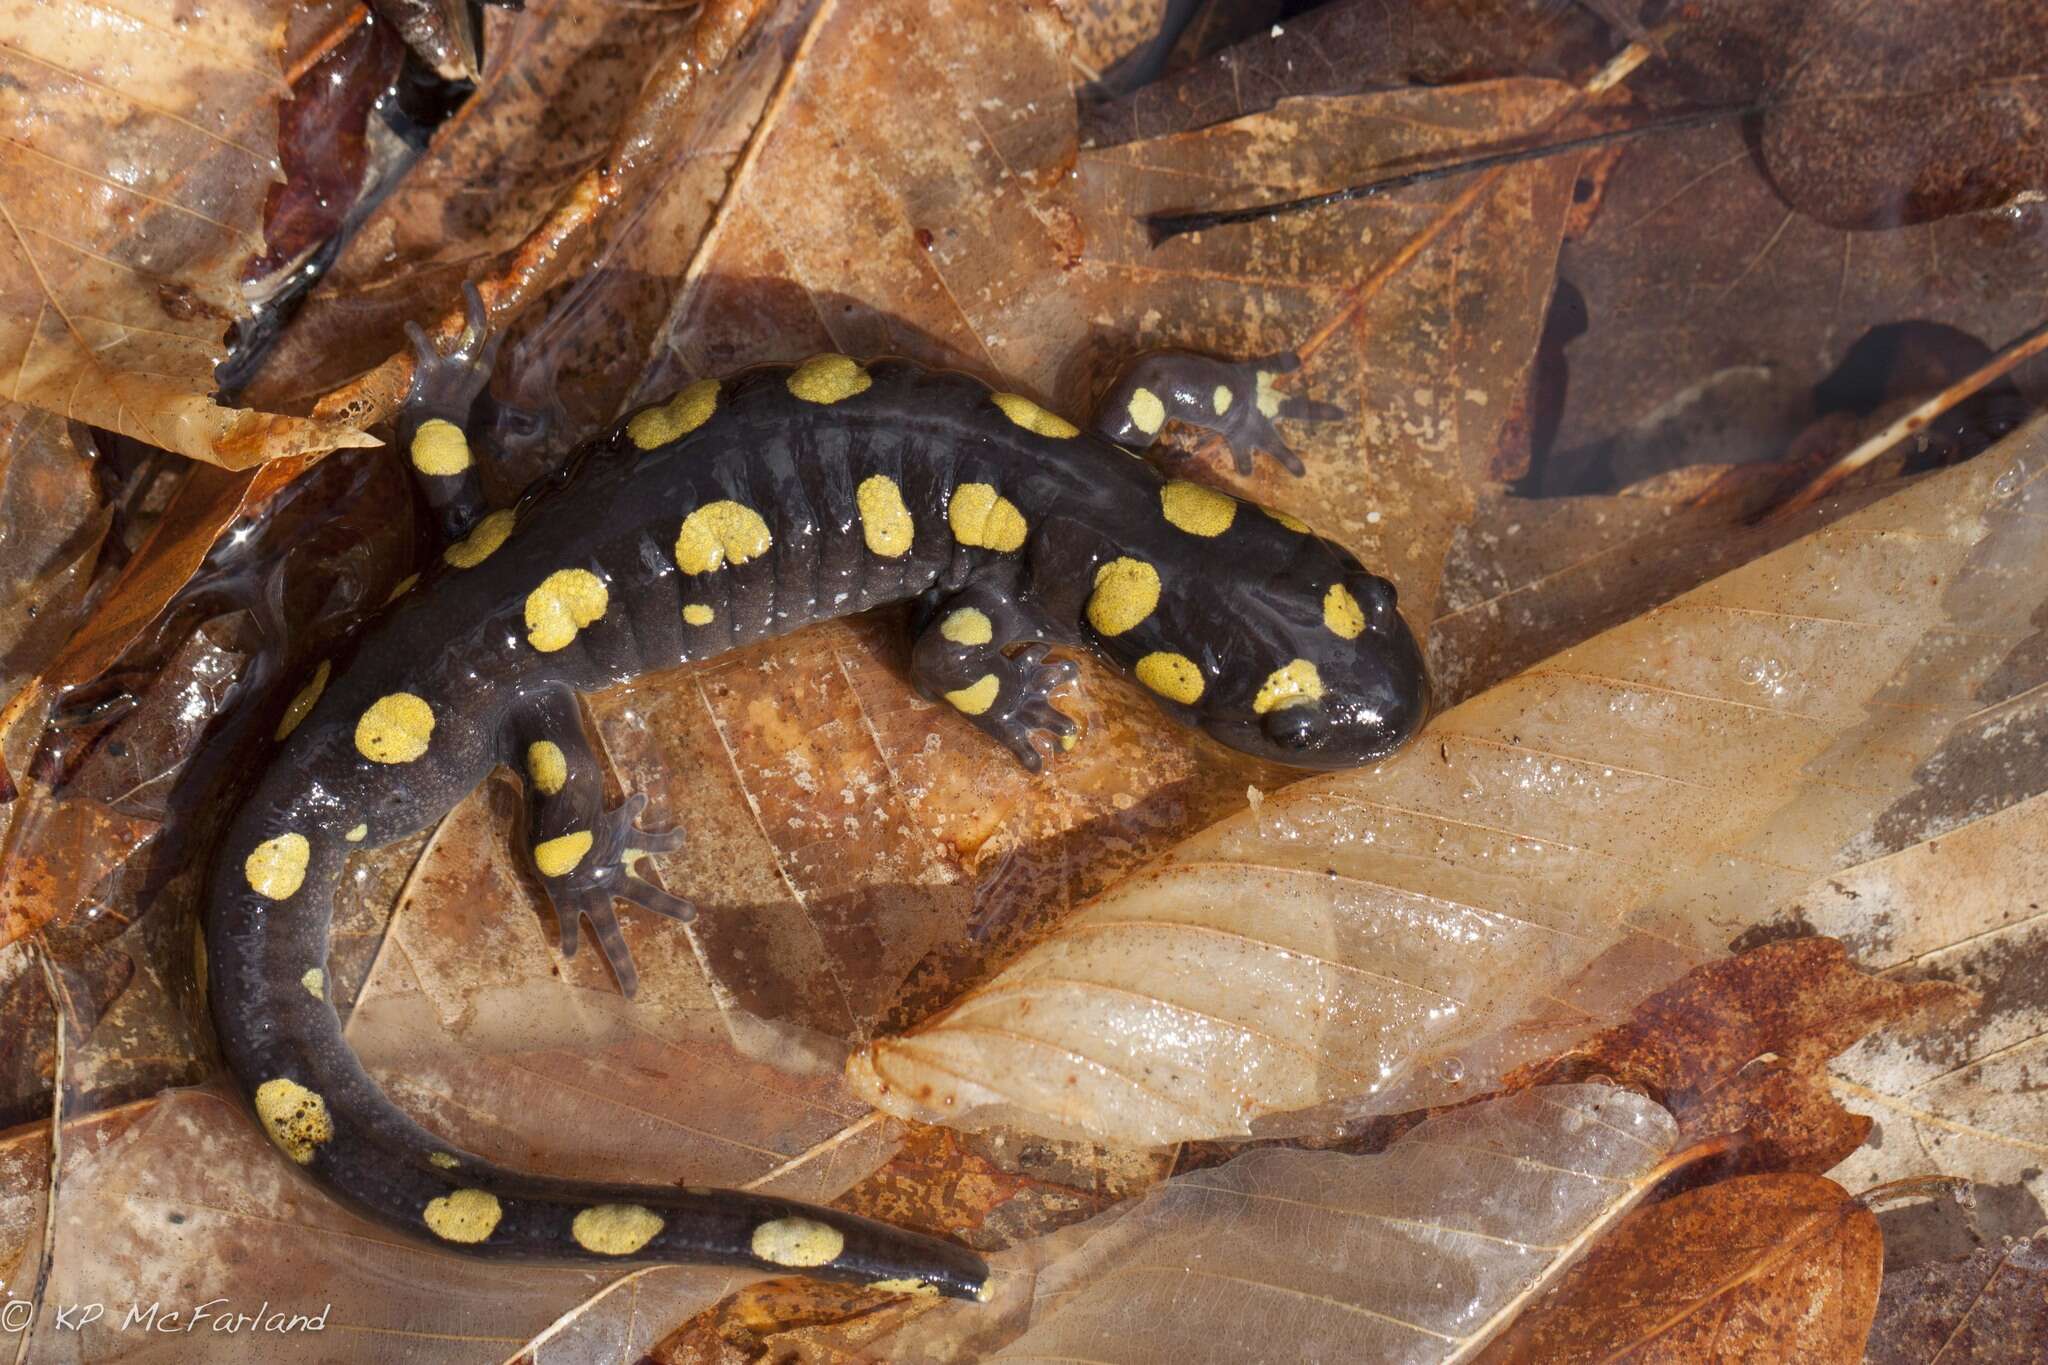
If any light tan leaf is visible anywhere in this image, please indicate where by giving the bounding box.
[850,416,2048,1145]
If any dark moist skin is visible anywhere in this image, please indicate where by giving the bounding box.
[205,291,1430,1300]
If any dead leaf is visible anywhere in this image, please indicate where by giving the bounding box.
[1867,1231,2048,1365]
[1477,1173,1882,1363]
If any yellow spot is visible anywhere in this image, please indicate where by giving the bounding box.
[424,1188,501,1244]
[944,674,1000,716]
[751,1216,844,1268]
[856,475,914,557]
[1324,584,1366,639]
[870,1278,940,1296]
[1136,652,1204,705]
[948,483,1028,551]
[683,603,715,626]
[1059,732,1076,751]
[444,509,516,568]
[254,1079,332,1164]
[1212,385,1234,415]
[1255,370,1282,418]
[535,830,594,878]
[787,354,872,404]
[573,1204,665,1256]
[1128,387,1166,435]
[990,391,1078,438]
[976,1280,994,1304]
[245,833,310,901]
[525,569,608,652]
[1262,506,1310,534]
[940,607,993,645]
[675,501,774,574]
[345,823,368,842]
[301,968,325,1000]
[357,693,435,763]
[527,740,568,796]
[626,378,719,449]
[428,1152,459,1170]
[410,418,472,476]
[1086,558,1160,637]
[275,660,330,741]
[1161,480,1236,537]
[385,573,420,603]
[1254,659,1326,714]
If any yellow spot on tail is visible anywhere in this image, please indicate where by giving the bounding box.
[357,693,435,763]
[385,572,420,602]
[525,569,608,652]
[683,603,714,626]
[1212,385,1234,415]
[948,483,1027,551]
[245,833,310,900]
[940,607,992,645]
[1128,387,1165,435]
[429,1151,459,1170]
[1086,558,1160,637]
[444,509,516,568]
[410,418,472,476]
[1262,505,1310,534]
[1161,480,1236,537]
[944,674,1000,716]
[787,354,872,404]
[254,1079,332,1164]
[990,392,1078,438]
[1136,652,1204,705]
[527,740,567,796]
[275,660,330,741]
[534,830,594,878]
[976,1279,994,1304]
[1254,659,1325,714]
[751,1216,844,1267]
[870,1278,940,1296]
[675,501,773,574]
[301,967,325,1000]
[573,1204,665,1255]
[1255,369,1282,418]
[856,475,914,556]
[626,378,719,449]
[424,1188,501,1244]
[345,823,368,842]
[1323,584,1365,639]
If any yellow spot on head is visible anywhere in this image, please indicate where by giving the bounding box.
[1161,480,1236,537]
[245,833,310,901]
[870,1277,940,1296]
[444,509,516,569]
[626,378,719,449]
[944,674,1000,716]
[787,354,872,404]
[683,603,715,626]
[675,501,774,574]
[429,1151,459,1170]
[1262,505,1310,534]
[990,391,1079,438]
[534,830,594,878]
[424,1188,501,1244]
[1212,385,1234,416]
[573,1204,665,1256]
[1254,659,1325,714]
[275,660,330,740]
[1255,370,1282,418]
[1136,652,1204,705]
[385,572,421,603]
[410,418,472,477]
[948,483,1028,552]
[856,475,914,557]
[1086,557,1160,637]
[1323,584,1365,639]
[254,1078,332,1164]
[751,1216,844,1268]
[357,693,435,764]
[940,607,993,645]
[345,823,368,842]
[526,740,568,796]
[525,569,608,652]
[301,967,324,1000]
[1127,387,1166,435]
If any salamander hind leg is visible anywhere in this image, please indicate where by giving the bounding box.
[1092,347,1344,475]
[911,582,1078,772]
[510,689,693,997]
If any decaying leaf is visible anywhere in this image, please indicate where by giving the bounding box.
[1477,1173,1882,1363]
[1867,1231,2048,1365]
[850,416,2048,1146]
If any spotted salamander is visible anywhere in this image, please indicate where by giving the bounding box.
[205,289,1430,1301]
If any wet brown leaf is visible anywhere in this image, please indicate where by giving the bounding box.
[1868,1231,2048,1365]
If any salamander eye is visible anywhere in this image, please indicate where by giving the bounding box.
[1261,705,1319,751]
[1356,576,1400,636]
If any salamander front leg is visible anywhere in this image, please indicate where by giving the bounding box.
[508,688,693,997]
[1092,348,1343,475]
[910,584,1078,772]
[400,283,500,540]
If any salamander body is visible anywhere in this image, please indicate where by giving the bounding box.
[206,314,1429,1300]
